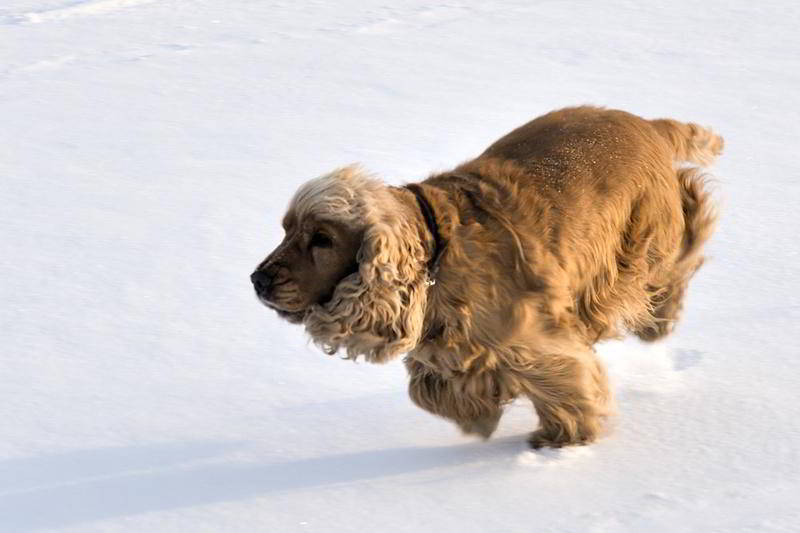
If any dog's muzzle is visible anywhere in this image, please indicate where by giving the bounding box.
[250,268,275,299]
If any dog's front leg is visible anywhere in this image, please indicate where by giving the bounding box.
[514,345,612,448]
[405,359,504,439]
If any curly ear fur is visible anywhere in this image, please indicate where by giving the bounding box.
[302,166,429,363]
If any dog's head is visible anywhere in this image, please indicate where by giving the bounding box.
[251,166,430,362]
[251,209,363,324]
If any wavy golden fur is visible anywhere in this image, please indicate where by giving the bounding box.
[252,106,721,448]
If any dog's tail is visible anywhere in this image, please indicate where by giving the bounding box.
[650,118,724,167]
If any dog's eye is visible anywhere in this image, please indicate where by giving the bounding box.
[309,232,333,249]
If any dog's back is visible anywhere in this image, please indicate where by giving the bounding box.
[457,106,721,341]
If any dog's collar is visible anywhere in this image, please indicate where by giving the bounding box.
[404,183,446,286]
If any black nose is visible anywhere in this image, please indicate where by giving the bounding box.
[251,269,273,295]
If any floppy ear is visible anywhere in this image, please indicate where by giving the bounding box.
[304,205,429,363]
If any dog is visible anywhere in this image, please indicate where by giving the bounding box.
[251,106,721,448]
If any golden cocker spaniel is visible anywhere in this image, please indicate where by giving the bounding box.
[252,106,721,448]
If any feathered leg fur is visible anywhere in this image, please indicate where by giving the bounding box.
[406,359,505,439]
[515,344,612,448]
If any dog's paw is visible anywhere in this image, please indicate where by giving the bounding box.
[635,320,675,342]
[527,429,593,449]
[457,413,502,439]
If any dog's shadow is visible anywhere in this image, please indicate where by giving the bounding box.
[0,437,524,531]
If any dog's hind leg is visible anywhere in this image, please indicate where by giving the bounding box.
[513,345,612,448]
[406,359,505,439]
[635,167,716,342]
[636,271,699,341]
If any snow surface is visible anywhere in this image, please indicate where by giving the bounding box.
[2,1,799,531]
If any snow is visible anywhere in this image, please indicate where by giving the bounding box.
[1,0,799,531]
